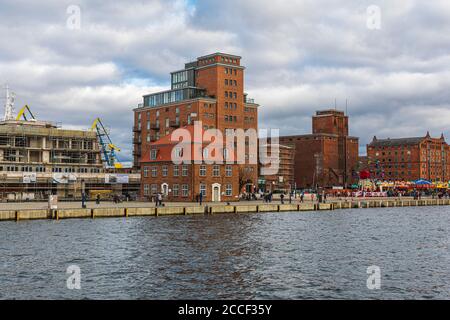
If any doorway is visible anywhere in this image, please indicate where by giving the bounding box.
[212,183,221,202]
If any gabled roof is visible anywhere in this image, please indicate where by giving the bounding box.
[141,125,238,163]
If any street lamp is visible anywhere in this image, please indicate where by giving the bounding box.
[81,179,86,208]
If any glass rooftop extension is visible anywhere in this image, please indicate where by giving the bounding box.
[142,87,209,108]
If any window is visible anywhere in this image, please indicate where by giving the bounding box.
[200,165,206,176]
[143,166,149,177]
[225,79,228,85]
[146,134,150,142]
[176,107,180,114]
[156,110,160,118]
[233,92,237,99]
[151,167,157,177]
[226,184,232,196]
[225,91,228,98]
[165,118,169,128]
[182,165,188,176]
[144,184,149,196]
[213,165,220,176]
[226,165,232,176]
[203,148,209,159]
[200,183,206,197]
[151,149,157,160]
[162,166,168,177]
[151,184,158,195]
[173,184,179,197]
[182,184,189,197]
[173,165,179,177]
[147,120,150,130]
[225,102,228,109]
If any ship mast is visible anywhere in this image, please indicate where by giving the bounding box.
[3,84,15,121]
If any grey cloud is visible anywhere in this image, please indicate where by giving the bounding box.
[1,0,450,162]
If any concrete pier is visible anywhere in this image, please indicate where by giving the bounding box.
[1,199,450,222]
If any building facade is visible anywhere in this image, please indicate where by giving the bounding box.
[279,110,359,189]
[366,132,450,182]
[134,53,260,197]
[259,143,295,192]
[0,119,139,200]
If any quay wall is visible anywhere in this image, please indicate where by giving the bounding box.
[1,199,450,222]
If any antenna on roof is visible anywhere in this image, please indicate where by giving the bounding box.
[3,84,15,121]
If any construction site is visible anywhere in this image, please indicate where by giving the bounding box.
[0,86,140,202]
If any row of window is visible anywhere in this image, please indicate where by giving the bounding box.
[225,91,238,99]
[225,115,238,122]
[143,165,233,178]
[225,68,238,75]
[0,166,99,173]
[225,102,237,110]
[143,183,234,197]
[221,56,238,64]
[143,184,190,197]
[225,79,238,86]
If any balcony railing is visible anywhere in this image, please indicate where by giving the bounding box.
[150,124,160,131]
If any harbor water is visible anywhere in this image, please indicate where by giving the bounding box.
[1,206,449,299]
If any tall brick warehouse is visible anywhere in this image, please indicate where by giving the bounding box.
[279,110,359,189]
[366,132,450,182]
[133,53,259,199]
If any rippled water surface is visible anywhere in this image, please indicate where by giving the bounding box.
[1,206,450,299]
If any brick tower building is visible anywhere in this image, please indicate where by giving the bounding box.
[279,110,359,189]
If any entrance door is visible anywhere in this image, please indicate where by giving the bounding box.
[212,183,221,202]
[161,183,169,196]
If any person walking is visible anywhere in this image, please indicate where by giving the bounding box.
[199,192,203,206]
[300,192,304,203]
[280,193,285,204]
[158,193,163,207]
[96,194,100,205]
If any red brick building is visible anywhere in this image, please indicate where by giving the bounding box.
[259,143,295,192]
[278,110,359,189]
[366,132,450,182]
[133,53,259,199]
[140,125,240,202]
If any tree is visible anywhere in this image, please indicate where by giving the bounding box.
[239,167,254,192]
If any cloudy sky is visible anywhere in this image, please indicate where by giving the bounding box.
[1,0,450,162]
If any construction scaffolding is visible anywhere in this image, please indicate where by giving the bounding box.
[0,120,139,201]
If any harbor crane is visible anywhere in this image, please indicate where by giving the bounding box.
[16,105,36,121]
[90,118,123,169]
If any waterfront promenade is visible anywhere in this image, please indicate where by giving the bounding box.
[0,196,435,210]
[1,197,449,222]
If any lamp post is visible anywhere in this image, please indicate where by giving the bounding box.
[81,179,86,208]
